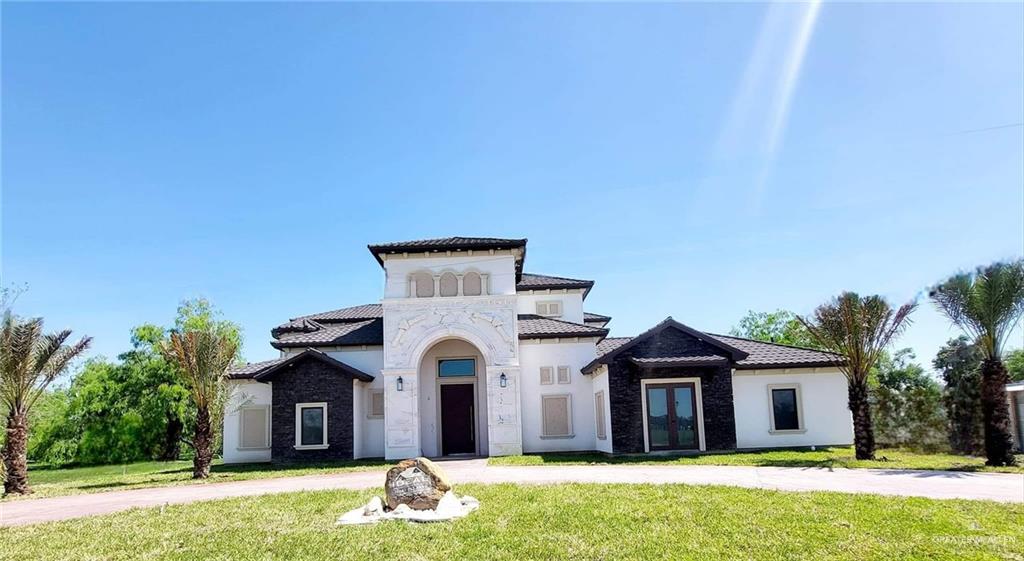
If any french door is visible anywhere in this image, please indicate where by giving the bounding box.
[645,382,700,451]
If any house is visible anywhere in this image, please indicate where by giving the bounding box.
[223,237,853,463]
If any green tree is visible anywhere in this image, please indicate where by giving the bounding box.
[871,349,947,451]
[933,336,985,455]
[931,260,1024,466]
[0,312,91,494]
[730,309,819,349]
[160,298,241,479]
[1005,348,1024,382]
[799,292,916,460]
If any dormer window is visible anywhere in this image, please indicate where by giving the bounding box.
[536,301,563,317]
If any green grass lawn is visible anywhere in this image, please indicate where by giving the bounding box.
[2,483,1020,560]
[4,458,392,501]
[488,446,1024,473]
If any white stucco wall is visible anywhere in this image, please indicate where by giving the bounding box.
[382,253,518,299]
[515,291,585,324]
[223,380,273,464]
[416,339,489,457]
[518,339,600,453]
[322,347,385,459]
[591,367,613,454]
[732,368,853,449]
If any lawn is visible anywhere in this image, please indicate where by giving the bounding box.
[488,446,1024,473]
[3,458,392,500]
[2,483,1020,560]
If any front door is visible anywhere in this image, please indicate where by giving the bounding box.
[440,384,475,455]
[646,382,700,451]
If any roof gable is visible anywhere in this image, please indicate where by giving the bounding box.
[252,348,374,382]
[582,317,748,374]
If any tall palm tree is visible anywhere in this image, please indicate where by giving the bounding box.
[799,293,916,460]
[0,312,91,494]
[931,260,1024,466]
[161,326,238,479]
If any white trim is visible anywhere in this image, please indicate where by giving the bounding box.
[540,393,574,438]
[435,356,481,456]
[767,383,806,434]
[640,377,706,452]
[294,402,329,450]
[236,405,271,450]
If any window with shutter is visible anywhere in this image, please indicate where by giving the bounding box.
[536,301,563,317]
[540,366,554,385]
[239,406,270,449]
[368,390,385,418]
[541,395,572,437]
[595,391,607,440]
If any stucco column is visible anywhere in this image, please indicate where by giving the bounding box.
[383,368,419,460]
[485,365,523,456]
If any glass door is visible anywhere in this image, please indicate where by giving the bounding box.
[646,383,699,450]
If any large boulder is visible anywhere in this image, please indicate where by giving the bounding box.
[384,457,452,511]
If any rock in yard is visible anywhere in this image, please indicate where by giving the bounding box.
[384,457,452,511]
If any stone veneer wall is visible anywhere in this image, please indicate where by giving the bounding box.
[270,358,355,461]
[607,327,738,453]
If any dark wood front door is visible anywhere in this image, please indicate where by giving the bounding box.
[440,384,475,455]
[646,382,700,451]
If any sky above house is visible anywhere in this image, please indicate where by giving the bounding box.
[2,2,1022,374]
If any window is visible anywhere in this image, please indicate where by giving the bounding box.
[238,406,270,449]
[413,272,434,298]
[769,385,803,432]
[539,366,554,385]
[295,403,328,449]
[556,366,571,384]
[535,301,563,317]
[439,272,458,297]
[541,394,573,438]
[439,358,475,377]
[368,390,385,419]
[595,391,607,440]
[463,272,482,296]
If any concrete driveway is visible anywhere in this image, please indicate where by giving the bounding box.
[1,460,1021,527]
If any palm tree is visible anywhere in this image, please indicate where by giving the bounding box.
[799,293,916,460]
[0,312,91,494]
[161,325,238,479]
[930,260,1024,466]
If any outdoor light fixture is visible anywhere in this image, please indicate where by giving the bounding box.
[396,376,404,392]
[499,373,507,388]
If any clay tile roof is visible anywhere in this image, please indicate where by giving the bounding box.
[272,304,383,337]
[272,318,384,349]
[709,334,843,369]
[596,337,633,356]
[583,312,611,323]
[631,356,730,366]
[517,314,609,340]
[227,357,288,379]
[516,273,595,299]
[367,237,528,278]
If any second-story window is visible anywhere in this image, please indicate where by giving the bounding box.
[536,301,563,317]
[413,272,435,298]
[463,272,482,296]
[439,272,458,297]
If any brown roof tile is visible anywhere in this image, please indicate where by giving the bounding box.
[272,318,383,349]
[517,314,608,340]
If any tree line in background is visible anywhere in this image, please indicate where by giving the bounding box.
[732,259,1024,465]
[1,297,241,495]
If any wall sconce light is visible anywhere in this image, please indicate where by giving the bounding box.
[396,376,404,392]
[499,373,507,388]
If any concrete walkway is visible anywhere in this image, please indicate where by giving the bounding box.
[1,460,1021,527]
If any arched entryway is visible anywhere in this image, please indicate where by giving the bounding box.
[417,338,489,457]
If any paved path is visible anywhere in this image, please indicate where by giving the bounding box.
[2,460,1021,527]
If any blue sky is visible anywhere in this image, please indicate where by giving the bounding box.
[2,2,1022,372]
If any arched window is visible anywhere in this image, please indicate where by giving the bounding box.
[439,272,458,297]
[413,272,434,298]
[462,272,482,296]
